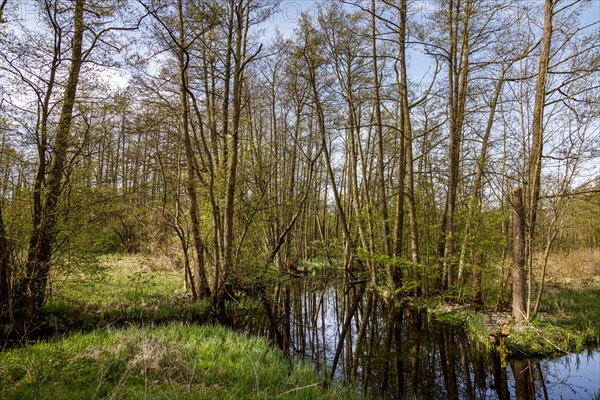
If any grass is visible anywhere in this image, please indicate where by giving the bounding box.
[420,247,600,357]
[42,255,210,335]
[426,283,600,356]
[509,284,600,355]
[7,251,597,398]
[0,324,354,399]
[3,255,357,399]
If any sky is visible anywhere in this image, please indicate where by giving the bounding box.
[264,0,600,37]
[4,0,599,93]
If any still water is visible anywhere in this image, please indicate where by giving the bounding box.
[231,277,600,399]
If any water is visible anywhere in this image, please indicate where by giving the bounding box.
[231,277,600,399]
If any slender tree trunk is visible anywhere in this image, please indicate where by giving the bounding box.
[32,1,62,255]
[220,0,246,302]
[458,68,506,290]
[512,187,526,322]
[441,0,471,290]
[176,0,210,300]
[347,98,373,280]
[526,0,554,318]
[305,45,353,266]
[0,0,8,21]
[371,0,394,290]
[16,0,86,324]
[0,203,12,326]
[212,2,235,300]
[398,0,420,269]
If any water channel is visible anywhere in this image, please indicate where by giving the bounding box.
[230,276,600,399]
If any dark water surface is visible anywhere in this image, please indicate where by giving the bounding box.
[231,277,600,399]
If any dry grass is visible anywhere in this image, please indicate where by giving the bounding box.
[537,247,600,285]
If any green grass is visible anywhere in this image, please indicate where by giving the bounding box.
[508,285,600,355]
[43,255,210,333]
[421,284,600,356]
[541,285,600,334]
[0,324,354,399]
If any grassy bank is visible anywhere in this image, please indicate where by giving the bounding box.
[428,282,600,356]
[0,256,358,399]
[45,254,600,358]
[424,249,600,356]
[0,324,353,399]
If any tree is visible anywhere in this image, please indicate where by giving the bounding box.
[524,0,554,319]
[14,0,87,327]
[0,0,146,333]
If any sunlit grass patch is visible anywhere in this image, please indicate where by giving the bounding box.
[50,255,183,305]
[480,286,600,355]
[43,255,209,334]
[0,324,355,399]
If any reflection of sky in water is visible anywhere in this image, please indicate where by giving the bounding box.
[239,284,600,399]
[292,288,600,399]
[535,350,600,400]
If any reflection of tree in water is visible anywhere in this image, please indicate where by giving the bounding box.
[229,277,599,399]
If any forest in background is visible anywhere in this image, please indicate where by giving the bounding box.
[0,0,599,337]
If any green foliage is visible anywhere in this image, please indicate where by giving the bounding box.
[355,250,436,294]
[464,314,494,352]
[560,179,600,250]
[430,309,464,326]
[0,324,356,399]
[535,286,600,349]
[308,239,345,261]
[1,188,33,255]
[480,262,511,309]
[67,226,122,255]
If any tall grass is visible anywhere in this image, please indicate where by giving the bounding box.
[0,324,355,399]
[541,247,600,283]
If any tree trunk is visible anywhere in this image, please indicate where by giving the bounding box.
[398,0,420,270]
[16,0,86,325]
[526,0,554,318]
[0,203,12,326]
[177,0,210,300]
[371,0,394,289]
[512,187,526,322]
[458,68,506,291]
[219,0,246,302]
[441,0,471,290]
